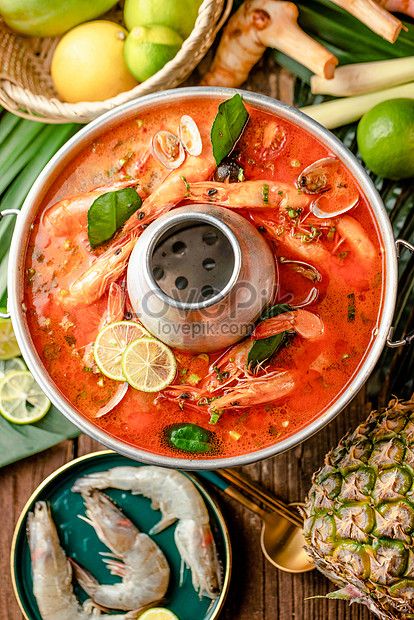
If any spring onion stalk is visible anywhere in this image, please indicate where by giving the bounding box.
[0,118,44,176]
[0,123,78,266]
[329,0,402,43]
[311,57,414,96]
[300,82,414,129]
[0,251,9,305]
[0,113,20,145]
[0,126,54,195]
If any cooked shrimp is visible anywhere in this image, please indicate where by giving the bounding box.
[27,501,139,620]
[42,179,143,238]
[202,0,337,87]
[187,179,310,212]
[335,215,378,263]
[63,236,137,307]
[72,491,169,611]
[252,309,324,340]
[208,369,296,411]
[63,154,216,307]
[72,466,221,599]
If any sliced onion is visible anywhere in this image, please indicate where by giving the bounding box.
[179,115,202,156]
[95,382,128,418]
[152,130,185,170]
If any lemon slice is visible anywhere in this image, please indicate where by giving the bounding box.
[94,321,150,381]
[138,609,179,620]
[0,316,20,360]
[122,337,176,392]
[0,370,51,424]
[0,357,26,380]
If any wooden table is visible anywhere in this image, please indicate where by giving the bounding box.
[0,56,375,620]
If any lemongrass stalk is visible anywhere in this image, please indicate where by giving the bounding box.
[300,82,414,129]
[329,0,402,43]
[311,57,414,96]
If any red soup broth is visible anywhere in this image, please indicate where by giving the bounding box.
[24,98,384,459]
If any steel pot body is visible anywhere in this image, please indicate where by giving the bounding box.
[6,87,401,469]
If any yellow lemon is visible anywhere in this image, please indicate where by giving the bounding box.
[51,20,137,103]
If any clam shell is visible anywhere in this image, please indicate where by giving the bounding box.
[152,130,185,170]
[179,115,202,156]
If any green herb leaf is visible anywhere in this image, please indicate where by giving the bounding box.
[347,292,356,322]
[248,304,292,368]
[211,94,249,166]
[87,188,142,248]
[167,423,212,453]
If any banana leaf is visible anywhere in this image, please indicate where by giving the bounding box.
[294,80,414,401]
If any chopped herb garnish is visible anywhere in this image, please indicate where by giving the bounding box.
[262,183,270,204]
[287,207,302,219]
[209,410,222,425]
[213,365,229,383]
[180,175,190,195]
[237,167,245,182]
[187,373,201,386]
[327,226,336,240]
[210,94,249,165]
[347,292,356,322]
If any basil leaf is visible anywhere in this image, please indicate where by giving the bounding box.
[248,304,292,368]
[88,188,142,248]
[211,94,249,166]
[168,423,211,454]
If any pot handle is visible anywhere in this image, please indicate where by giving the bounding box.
[387,239,414,348]
[0,208,20,319]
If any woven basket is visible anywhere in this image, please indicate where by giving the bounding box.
[0,0,232,124]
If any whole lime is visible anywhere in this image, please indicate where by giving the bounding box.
[123,0,202,39]
[124,25,183,82]
[357,98,414,180]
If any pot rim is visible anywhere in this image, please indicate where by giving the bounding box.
[8,86,397,470]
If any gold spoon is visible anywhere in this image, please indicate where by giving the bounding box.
[197,470,314,573]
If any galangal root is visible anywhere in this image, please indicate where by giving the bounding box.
[202,0,338,87]
[202,0,406,89]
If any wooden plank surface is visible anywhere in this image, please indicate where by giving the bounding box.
[1,54,376,620]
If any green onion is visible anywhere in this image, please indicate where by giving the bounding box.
[301,82,414,129]
[0,113,21,145]
[0,118,44,176]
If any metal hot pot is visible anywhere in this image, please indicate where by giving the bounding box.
[2,87,413,469]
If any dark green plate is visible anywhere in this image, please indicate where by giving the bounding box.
[11,451,231,620]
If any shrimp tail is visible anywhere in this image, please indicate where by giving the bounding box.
[149,516,177,535]
[70,559,100,598]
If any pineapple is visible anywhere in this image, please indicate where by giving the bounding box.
[303,397,414,620]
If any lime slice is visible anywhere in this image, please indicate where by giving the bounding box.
[122,337,176,392]
[93,321,150,381]
[0,370,51,424]
[0,316,20,360]
[0,357,26,380]
[138,609,179,620]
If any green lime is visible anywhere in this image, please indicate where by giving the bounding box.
[0,357,26,380]
[124,0,202,39]
[357,98,414,180]
[122,337,176,392]
[93,321,150,381]
[0,313,20,360]
[0,370,50,425]
[124,25,183,82]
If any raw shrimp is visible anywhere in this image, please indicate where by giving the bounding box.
[202,0,337,87]
[72,491,169,611]
[187,179,309,212]
[42,179,143,238]
[72,466,221,599]
[63,154,216,307]
[27,501,139,620]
